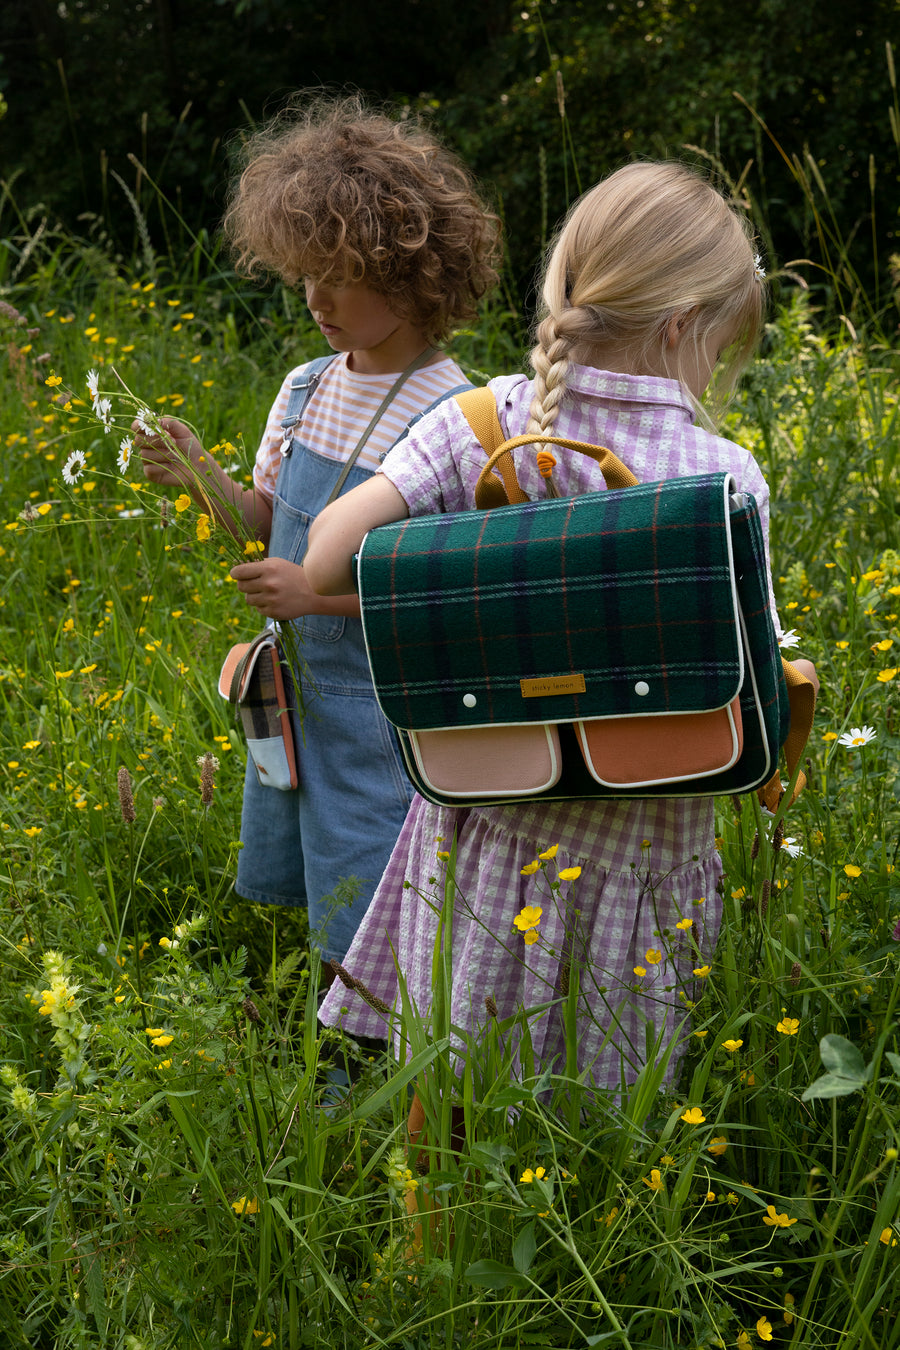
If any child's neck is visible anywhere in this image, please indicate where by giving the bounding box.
[348,327,435,377]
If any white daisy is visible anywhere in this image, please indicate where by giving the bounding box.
[117,436,133,473]
[779,629,801,649]
[118,508,145,519]
[838,725,876,749]
[754,253,766,281]
[135,407,156,436]
[781,837,803,858]
[62,450,87,485]
[86,369,100,405]
[95,397,113,433]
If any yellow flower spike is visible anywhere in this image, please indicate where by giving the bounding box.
[776,1017,800,1036]
[642,1169,664,1192]
[538,844,559,859]
[721,1039,743,1053]
[680,1106,706,1125]
[708,1136,728,1156]
[757,1316,774,1342]
[558,866,582,881]
[520,860,540,875]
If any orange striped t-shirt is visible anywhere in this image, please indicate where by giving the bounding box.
[252,352,467,502]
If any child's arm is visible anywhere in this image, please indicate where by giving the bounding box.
[229,557,362,621]
[305,476,410,595]
[136,415,273,544]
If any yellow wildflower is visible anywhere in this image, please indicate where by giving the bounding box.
[680,1106,706,1125]
[776,1017,800,1036]
[538,844,558,859]
[763,1204,797,1228]
[721,1039,743,1053]
[513,905,542,932]
[558,866,582,881]
[519,1166,546,1184]
[757,1316,774,1342]
[642,1169,664,1192]
[708,1136,728,1156]
[231,1196,260,1215]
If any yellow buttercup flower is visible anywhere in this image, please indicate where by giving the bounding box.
[707,1136,728,1156]
[538,844,559,859]
[693,964,712,978]
[757,1316,774,1342]
[680,1106,706,1125]
[721,1039,743,1053]
[645,948,663,966]
[777,1017,800,1036]
[196,514,212,542]
[174,494,191,513]
[513,905,542,932]
[520,860,540,875]
[558,866,582,881]
[231,1196,260,1215]
[519,1166,546,1184]
[642,1169,664,1192]
[762,1204,797,1228]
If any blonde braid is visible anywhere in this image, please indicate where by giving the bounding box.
[526,315,572,444]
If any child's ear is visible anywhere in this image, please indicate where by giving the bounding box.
[664,307,699,348]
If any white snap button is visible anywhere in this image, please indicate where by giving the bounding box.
[463,693,477,708]
[634,681,650,697]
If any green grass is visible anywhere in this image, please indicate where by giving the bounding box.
[0,219,898,1350]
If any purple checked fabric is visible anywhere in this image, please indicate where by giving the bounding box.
[319,366,779,1089]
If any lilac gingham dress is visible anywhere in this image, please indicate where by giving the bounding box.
[318,366,780,1089]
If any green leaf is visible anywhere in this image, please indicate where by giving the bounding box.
[465,1259,529,1289]
[512,1220,537,1274]
[802,1034,872,1101]
[819,1034,869,1078]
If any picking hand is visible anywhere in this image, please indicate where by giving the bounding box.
[135,416,208,488]
[230,557,324,621]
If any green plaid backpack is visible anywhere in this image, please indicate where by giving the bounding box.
[357,388,815,810]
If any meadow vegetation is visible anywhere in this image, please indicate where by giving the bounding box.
[0,189,898,1348]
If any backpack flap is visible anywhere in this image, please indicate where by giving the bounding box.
[359,472,754,798]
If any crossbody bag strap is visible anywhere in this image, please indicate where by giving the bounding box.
[758,658,817,812]
[324,345,439,506]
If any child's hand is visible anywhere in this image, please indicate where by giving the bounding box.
[230,557,360,621]
[136,416,208,488]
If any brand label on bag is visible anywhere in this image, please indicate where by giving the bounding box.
[520,674,586,699]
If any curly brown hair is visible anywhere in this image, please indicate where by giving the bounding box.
[222,94,502,344]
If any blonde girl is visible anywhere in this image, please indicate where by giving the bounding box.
[305,161,813,1088]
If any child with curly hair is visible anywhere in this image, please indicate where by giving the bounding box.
[137,95,501,967]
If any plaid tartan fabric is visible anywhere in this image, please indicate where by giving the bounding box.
[359,472,789,801]
[237,643,290,741]
[360,473,744,727]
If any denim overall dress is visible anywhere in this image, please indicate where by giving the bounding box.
[235,358,466,963]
